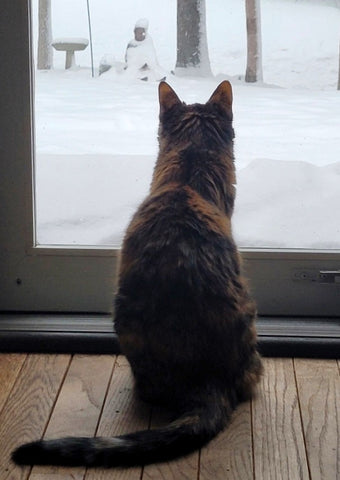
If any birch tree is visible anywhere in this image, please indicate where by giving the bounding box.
[245,0,263,82]
[37,0,53,70]
[175,0,212,76]
[338,40,340,90]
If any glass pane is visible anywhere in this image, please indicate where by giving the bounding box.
[32,0,340,249]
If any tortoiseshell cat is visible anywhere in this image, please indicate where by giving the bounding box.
[13,81,262,468]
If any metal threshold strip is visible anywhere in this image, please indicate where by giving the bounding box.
[0,314,339,358]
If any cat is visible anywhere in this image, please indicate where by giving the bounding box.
[12,81,262,468]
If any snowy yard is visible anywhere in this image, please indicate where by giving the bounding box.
[32,0,340,248]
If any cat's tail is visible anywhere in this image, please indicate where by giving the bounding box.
[12,396,231,468]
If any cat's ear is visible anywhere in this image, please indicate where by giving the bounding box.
[159,82,181,114]
[207,81,233,111]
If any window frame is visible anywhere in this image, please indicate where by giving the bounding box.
[1,1,339,319]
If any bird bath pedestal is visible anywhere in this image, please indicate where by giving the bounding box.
[52,38,89,69]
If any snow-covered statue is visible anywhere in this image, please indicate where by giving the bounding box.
[124,18,166,81]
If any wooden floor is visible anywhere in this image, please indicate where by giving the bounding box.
[0,354,339,480]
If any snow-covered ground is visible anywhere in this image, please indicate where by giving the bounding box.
[32,0,340,248]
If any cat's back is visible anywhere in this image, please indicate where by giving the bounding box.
[118,180,238,302]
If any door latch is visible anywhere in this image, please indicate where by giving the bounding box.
[319,270,340,284]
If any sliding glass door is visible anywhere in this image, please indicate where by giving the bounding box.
[1,0,339,317]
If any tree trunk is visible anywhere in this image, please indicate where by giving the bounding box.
[175,0,211,76]
[338,40,340,90]
[245,0,263,83]
[37,0,53,70]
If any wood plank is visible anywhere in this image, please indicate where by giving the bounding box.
[29,354,116,480]
[3,354,337,480]
[200,401,253,480]
[252,358,310,480]
[0,354,26,413]
[294,358,340,480]
[85,355,151,480]
[0,354,71,480]
[142,406,199,480]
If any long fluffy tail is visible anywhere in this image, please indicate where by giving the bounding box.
[12,401,229,468]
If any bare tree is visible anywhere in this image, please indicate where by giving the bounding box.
[338,40,340,90]
[175,0,211,76]
[245,0,263,82]
[37,0,53,70]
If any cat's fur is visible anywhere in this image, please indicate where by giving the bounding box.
[12,81,262,468]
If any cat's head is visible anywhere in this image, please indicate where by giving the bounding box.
[158,81,234,149]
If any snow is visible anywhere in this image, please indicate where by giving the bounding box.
[31,0,340,248]
[52,38,89,45]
